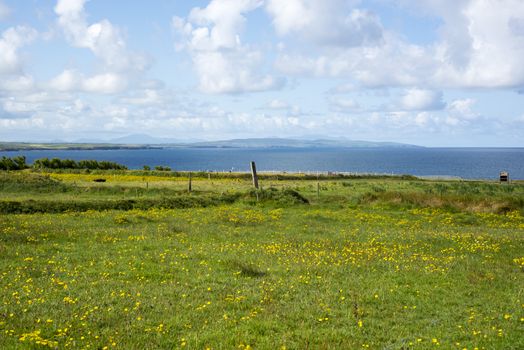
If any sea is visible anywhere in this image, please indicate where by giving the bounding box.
[1,147,524,180]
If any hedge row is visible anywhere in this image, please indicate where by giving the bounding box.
[0,194,241,214]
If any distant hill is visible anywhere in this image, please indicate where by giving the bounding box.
[0,137,422,151]
[184,138,422,149]
[0,142,160,151]
[108,134,181,144]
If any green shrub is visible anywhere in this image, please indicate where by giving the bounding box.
[32,158,127,170]
[0,156,28,170]
[248,188,309,206]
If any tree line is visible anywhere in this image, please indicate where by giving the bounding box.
[0,156,127,170]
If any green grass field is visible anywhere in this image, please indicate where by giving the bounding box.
[1,171,523,349]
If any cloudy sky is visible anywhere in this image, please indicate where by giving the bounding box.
[0,0,523,146]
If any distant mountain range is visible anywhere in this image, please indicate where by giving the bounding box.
[75,134,185,144]
[185,138,421,148]
[0,135,422,151]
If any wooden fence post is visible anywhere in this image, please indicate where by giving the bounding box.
[250,161,259,189]
[188,172,192,192]
[317,172,320,198]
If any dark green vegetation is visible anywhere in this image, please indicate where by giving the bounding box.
[0,170,523,349]
[0,156,127,171]
[0,156,28,170]
[32,158,127,170]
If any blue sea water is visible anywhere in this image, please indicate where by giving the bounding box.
[1,147,523,180]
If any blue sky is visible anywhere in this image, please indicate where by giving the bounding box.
[0,0,523,146]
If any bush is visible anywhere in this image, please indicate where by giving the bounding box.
[0,156,28,170]
[32,158,127,170]
[248,188,309,205]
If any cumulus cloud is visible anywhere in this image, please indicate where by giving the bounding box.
[447,98,479,121]
[54,0,149,73]
[275,33,435,87]
[118,89,164,106]
[0,75,35,91]
[266,0,383,47]
[0,26,38,75]
[433,0,524,88]
[173,0,283,94]
[82,73,128,94]
[51,0,154,94]
[271,0,524,90]
[48,69,82,91]
[400,89,445,111]
[266,99,289,109]
[48,69,127,94]
[0,91,74,121]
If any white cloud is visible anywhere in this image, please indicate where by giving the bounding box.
[448,98,479,121]
[173,0,282,94]
[0,75,35,91]
[48,69,127,94]
[63,99,91,114]
[2,99,39,114]
[271,0,524,89]
[119,89,163,106]
[186,0,262,50]
[329,97,360,111]
[267,99,289,109]
[191,48,279,93]
[400,89,444,111]
[275,33,435,87]
[0,26,38,75]
[51,1,154,95]
[0,91,74,121]
[413,112,431,127]
[103,105,129,118]
[10,92,70,104]
[0,1,10,20]
[49,69,82,91]
[265,0,311,36]
[82,73,127,94]
[266,0,383,47]
[433,0,524,88]
[55,0,148,73]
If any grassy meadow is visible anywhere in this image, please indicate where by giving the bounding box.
[0,170,523,349]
